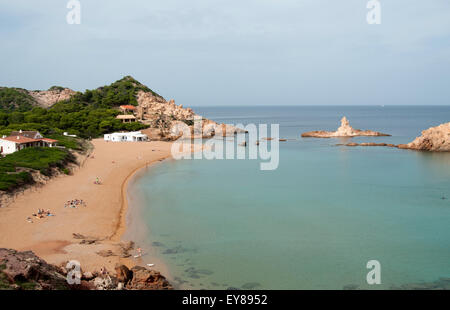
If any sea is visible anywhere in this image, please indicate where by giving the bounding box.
[124,106,450,290]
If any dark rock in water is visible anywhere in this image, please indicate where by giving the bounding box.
[241,282,262,290]
[173,276,188,285]
[390,277,450,290]
[162,245,194,255]
[0,248,69,290]
[184,267,214,279]
[343,284,359,290]
[196,269,214,276]
[152,242,165,247]
[210,282,220,287]
[227,287,241,290]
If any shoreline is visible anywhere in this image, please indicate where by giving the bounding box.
[0,139,173,276]
[121,162,174,281]
[120,142,206,284]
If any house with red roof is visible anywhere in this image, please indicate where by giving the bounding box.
[119,105,137,113]
[0,130,58,155]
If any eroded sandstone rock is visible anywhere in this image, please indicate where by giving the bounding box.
[301,117,390,138]
[398,122,449,152]
[28,88,76,108]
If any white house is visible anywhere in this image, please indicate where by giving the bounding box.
[0,132,58,155]
[104,131,148,142]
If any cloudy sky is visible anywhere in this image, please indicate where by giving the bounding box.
[1,0,449,106]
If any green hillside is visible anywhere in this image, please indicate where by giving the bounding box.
[0,76,161,138]
[0,88,36,112]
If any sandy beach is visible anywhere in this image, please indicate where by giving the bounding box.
[0,139,173,274]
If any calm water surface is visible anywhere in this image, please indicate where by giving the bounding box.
[126,106,450,289]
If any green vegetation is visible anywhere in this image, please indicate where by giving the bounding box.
[80,75,162,107]
[0,88,36,112]
[0,148,76,191]
[0,269,10,290]
[0,76,158,138]
[46,134,83,150]
[48,86,66,91]
[0,76,161,192]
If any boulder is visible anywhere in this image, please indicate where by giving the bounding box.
[115,264,133,285]
[128,266,173,290]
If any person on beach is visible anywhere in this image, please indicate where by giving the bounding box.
[136,247,143,258]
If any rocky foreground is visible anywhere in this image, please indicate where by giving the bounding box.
[301,117,390,138]
[0,248,171,290]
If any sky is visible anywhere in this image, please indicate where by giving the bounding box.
[0,0,449,106]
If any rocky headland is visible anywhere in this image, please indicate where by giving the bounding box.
[301,117,390,138]
[398,122,450,152]
[135,89,246,139]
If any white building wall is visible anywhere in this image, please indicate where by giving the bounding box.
[104,132,148,142]
[0,140,18,155]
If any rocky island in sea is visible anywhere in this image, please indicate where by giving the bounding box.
[398,122,450,152]
[342,122,450,152]
[301,116,390,138]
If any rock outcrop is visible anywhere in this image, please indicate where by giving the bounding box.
[136,90,245,139]
[0,248,69,290]
[398,122,450,152]
[127,266,172,290]
[28,87,76,108]
[301,117,390,138]
[343,142,396,147]
[0,248,172,290]
[338,122,449,152]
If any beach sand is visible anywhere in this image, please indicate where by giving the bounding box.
[0,139,173,274]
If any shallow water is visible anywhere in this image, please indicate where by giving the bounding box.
[127,106,450,289]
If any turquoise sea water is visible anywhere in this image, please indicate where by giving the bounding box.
[125,106,450,290]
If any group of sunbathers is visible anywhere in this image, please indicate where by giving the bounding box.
[27,209,54,223]
[64,199,86,209]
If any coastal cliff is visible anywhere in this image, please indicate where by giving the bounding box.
[301,117,390,138]
[398,122,450,152]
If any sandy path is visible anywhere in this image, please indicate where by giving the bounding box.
[0,139,172,273]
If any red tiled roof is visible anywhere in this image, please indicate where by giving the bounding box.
[120,105,137,110]
[1,136,40,144]
[40,138,58,143]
